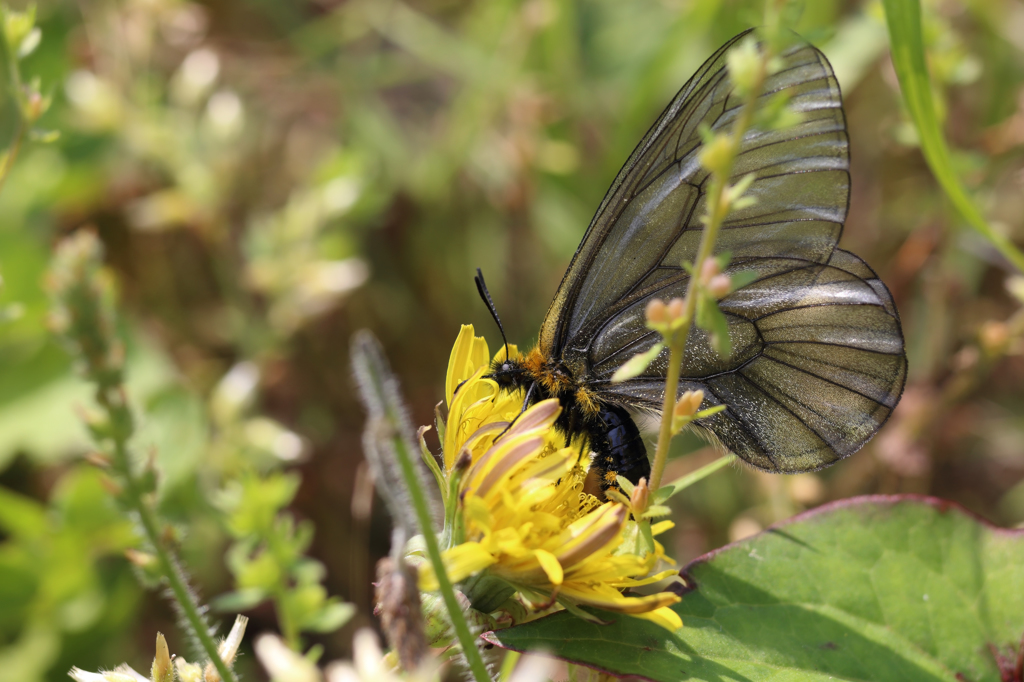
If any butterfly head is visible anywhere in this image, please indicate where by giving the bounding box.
[487,356,532,391]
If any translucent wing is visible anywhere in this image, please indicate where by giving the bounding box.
[595,250,907,472]
[541,31,906,472]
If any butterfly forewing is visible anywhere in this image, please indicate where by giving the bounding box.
[540,31,906,473]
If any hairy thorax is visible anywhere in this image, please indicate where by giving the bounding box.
[494,348,602,424]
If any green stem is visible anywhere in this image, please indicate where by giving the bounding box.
[267,528,301,652]
[499,650,520,681]
[99,390,239,682]
[391,429,491,682]
[0,116,24,198]
[647,40,773,493]
[648,339,685,493]
[0,36,27,200]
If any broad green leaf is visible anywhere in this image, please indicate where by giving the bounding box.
[488,496,1024,682]
[881,0,1024,273]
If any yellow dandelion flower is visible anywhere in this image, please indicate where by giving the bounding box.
[421,325,682,631]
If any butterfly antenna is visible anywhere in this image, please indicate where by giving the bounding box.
[474,268,510,361]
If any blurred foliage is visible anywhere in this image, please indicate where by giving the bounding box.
[1,0,1024,679]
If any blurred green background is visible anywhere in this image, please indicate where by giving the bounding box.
[2,0,1024,679]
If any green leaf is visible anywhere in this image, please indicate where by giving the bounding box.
[881,0,1024,273]
[695,295,730,357]
[726,269,759,292]
[639,504,672,519]
[610,343,664,384]
[489,496,1024,681]
[210,588,267,612]
[0,487,46,537]
[300,600,356,633]
[653,453,737,504]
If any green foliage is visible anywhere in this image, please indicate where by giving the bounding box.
[0,0,1023,679]
[0,467,138,681]
[352,330,491,682]
[47,231,242,682]
[881,0,1024,273]
[0,2,57,194]
[491,496,1024,681]
[216,471,354,648]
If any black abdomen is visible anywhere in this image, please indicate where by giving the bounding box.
[590,405,650,490]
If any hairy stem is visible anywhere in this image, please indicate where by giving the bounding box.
[98,389,239,682]
[392,429,492,682]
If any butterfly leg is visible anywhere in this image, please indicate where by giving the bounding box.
[496,382,538,439]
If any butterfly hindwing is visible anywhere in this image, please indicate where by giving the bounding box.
[594,250,906,472]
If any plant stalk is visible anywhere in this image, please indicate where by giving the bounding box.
[391,429,492,682]
[647,40,774,493]
[0,117,24,198]
[98,389,239,682]
[0,33,27,199]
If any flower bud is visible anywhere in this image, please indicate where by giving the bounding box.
[674,389,704,418]
[611,343,663,384]
[979,320,1010,356]
[630,477,649,513]
[645,298,668,324]
[375,556,427,671]
[1007,275,1024,305]
[726,37,762,96]
[174,660,203,682]
[152,633,173,682]
[708,274,732,298]
[26,90,44,120]
[125,549,156,568]
[204,616,248,682]
[698,133,734,175]
[47,229,125,390]
[699,257,720,283]
[667,297,686,320]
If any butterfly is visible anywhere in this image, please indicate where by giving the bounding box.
[478,29,907,487]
